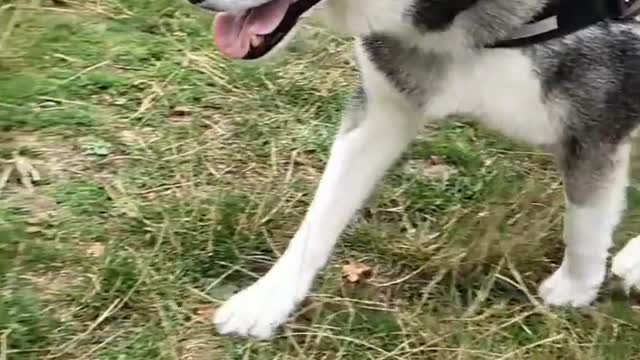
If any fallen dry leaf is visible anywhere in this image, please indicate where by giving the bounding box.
[0,152,43,193]
[342,260,373,283]
[25,226,43,234]
[84,242,105,257]
[427,155,444,166]
[169,106,194,125]
[143,192,158,201]
[119,128,158,147]
[195,305,217,323]
[423,164,458,181]
[404,155,458,181]
[179,335,225,360]
[423,155,458,180]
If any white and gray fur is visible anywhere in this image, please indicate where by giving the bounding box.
[190,0,640,339]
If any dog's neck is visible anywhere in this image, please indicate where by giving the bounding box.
[322,0,638,56]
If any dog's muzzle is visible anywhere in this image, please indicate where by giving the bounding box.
[191,0,322,60]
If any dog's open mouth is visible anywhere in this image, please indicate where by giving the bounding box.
[213,0,321,60]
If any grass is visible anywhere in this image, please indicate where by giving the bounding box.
[1,0,640,359]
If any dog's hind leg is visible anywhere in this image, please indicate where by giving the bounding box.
[214,90,419,339]
[539,140,630,307]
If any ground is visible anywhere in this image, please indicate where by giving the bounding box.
[1,0,640,359]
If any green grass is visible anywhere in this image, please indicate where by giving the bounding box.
[1,0,640,359]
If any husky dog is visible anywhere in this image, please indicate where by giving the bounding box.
[188,0,640,339]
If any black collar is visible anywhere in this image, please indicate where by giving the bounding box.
[490,0,640,48]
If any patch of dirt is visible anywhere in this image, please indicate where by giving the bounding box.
[179,335,224,360]
[82,242,106,257]
[0,132,98,226]
[30,271,80,296]
[6,190,59,224]
[1,132,90,180]
[26,270,84,322]
[118,127,160,147]
[404,156,459,181]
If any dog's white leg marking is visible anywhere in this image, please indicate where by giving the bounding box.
[538,200,620,306]
[540,144,630,307]
[214,97,419,339]
[613,235,640,292]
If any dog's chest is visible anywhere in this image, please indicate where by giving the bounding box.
[361,35,447,100]
[360,36,565,146]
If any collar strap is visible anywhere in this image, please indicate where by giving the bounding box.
[490,0,640,48]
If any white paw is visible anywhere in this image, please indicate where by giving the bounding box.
[214,279,300,340]
[539,267,601,307]
[612,235,640,292]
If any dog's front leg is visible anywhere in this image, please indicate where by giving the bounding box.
[539,142,630,306]
[214,92,419,339]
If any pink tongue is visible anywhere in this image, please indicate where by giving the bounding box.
[214,0,290,59]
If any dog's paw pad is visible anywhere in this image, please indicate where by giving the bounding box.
[539,268,600,307]
[612,236,640,292]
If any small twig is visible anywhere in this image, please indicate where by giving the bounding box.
[133,181,198,195]
[504,256,554,317]
[37,96,88,106]
[46,299,121,359]
[496,334,565,360]
[76,330,125,360]
[160,143,213,161]
[203,267,241,295]
[60,60,110,84]
[0,3,19,52]
[130,71,179,125]
[51,53,79,62]
[186,286,219,303]
[276,332,404,360]
[97,155,148,165]
[371,263,429,288]
[0,102,21,109]
[488,148,553,157]
[1,329,9,360]
[215,261,261,279]
[12,5,80,14]
[0,166,13,193]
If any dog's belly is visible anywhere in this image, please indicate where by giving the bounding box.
[426,49,564,146]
